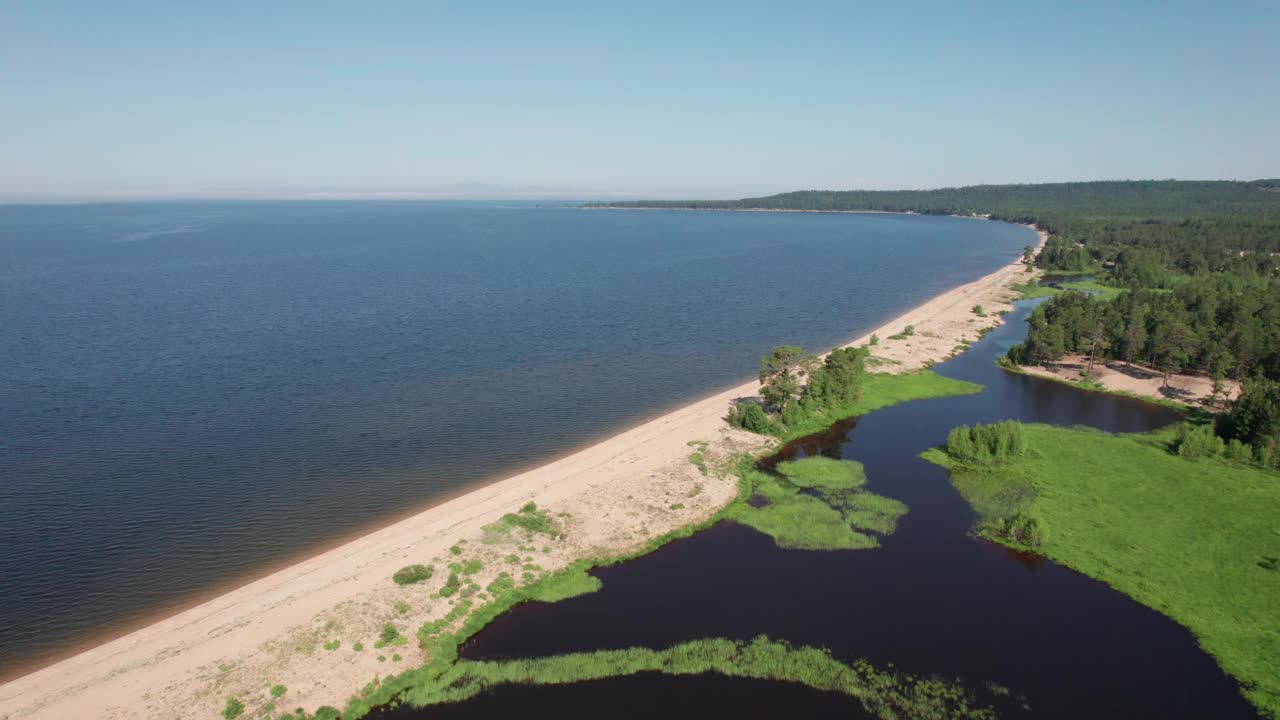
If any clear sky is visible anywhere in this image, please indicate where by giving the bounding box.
[2,1,1277,201]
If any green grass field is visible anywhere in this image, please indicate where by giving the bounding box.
[1056,278,1124,300]
[1011,280,1062,299]
[924,424,1280,717]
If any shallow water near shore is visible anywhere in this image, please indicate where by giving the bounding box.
[0,202,1034,677]
[372,298,1257,719]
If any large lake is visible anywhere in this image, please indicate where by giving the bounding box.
[0,201,1033,675]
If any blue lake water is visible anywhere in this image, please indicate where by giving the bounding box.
[0,201,1034,675]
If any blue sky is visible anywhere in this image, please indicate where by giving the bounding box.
[2,1,1276,200]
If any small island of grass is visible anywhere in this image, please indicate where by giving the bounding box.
[726,456,907,550]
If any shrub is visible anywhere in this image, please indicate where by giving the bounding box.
[946,421,1025,465]
[728,401,772,434]
[779,399,809,426]
[801,346,868,409]
[869,333,879,345]
[972,304,986,316]
[221,697,244,720]
[1226,438,1253,463]
[1176,424,1224,458]
[392,564,433,586]
[1004,343,1029,365]
[449,545,463,556]
[375,623,406,649]
[437,572,461,597]
[1221,378,1280,451]
[1257,440,1280,469]
[482,502,558,541]
[270,685,287,698]
[997,512,1049,547]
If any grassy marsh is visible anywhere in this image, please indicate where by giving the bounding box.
[725,457,904,551]
[361,636,1002,719]
[924,423,1280,716]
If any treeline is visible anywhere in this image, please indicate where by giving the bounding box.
[591,180,1280,272]
[1005,284,1280,466]
[590,180,1280,221]
[1009,278,1280,382]
[728,345,868,435]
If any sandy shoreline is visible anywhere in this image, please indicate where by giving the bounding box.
[0,224,1047,720]
[1017,354,1239,409]
[581,205,993,220]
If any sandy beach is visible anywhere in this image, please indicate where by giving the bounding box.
[1018,354,1240,410]
[0,225,1047,720]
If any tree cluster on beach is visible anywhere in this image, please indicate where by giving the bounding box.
[730,344,869,436]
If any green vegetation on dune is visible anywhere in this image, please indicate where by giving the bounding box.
[391,564,433,586]
[366,635,1002,719]
[924,422,1280,716]
[481,502,558,543]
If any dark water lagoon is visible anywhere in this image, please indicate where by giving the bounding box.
[0,203,1034,676]
[372,298,1257,719]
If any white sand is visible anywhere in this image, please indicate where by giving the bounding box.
[0,226,1046,720]
[1019,354,1239,409]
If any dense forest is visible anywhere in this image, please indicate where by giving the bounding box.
[592,180,1280,265]
[596,181,1280,466]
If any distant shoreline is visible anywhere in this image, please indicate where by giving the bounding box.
[579,205,993,220]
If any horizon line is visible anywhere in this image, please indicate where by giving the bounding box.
[1,177,1275,206]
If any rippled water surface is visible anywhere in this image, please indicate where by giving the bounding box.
[0,202,1034,675]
